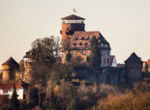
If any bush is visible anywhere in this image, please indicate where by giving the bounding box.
[92,80,150,110]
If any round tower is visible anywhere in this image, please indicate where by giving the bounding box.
[1,57,19,82]
[60,14,85,41]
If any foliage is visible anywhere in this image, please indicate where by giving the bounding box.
[66,98,77,110]
[30,37,60,67]
[30,65,51,86]
[90,37,102,70]
[91,79,150,110]
[92,91,150,110]
[66,52,72,62]
[0,96,11,110]
[29,37,61,86]
[11,86,20,110]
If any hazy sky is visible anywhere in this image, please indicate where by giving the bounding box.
[0,0,150,65]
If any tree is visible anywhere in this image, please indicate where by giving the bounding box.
[11,85,20,110]
[66,98,77,110]
[29,37,61,86]
[30,37,60,67]
[0,96,11,110]
[62,36,72,62]
[90,37,102,70]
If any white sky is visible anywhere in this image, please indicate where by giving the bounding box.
[0,0,150,65]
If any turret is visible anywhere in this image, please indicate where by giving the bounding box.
[125,52,143,84]
[1,57,19,82]
[60,14,85,41]
[23,51,32,83]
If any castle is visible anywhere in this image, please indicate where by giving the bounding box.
[61,14,117,68]
[0,14,146,98]
[60,14,144,85]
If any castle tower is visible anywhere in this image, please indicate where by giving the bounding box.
[125,52,143,84]
[23,51,32,83]
[60,14,85,42]
[1,57,19,82]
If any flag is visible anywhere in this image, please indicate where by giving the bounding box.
[73,8,77,13]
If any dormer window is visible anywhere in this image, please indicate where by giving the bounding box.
[73,42,77,46]
[81,37,85,40]
[85,42,88,45]
[79,42,82,45]
[75,37,78,40]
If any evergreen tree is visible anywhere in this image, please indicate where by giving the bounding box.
[29,37,61,86]
[90,37,102,70]
[11,85,20,110]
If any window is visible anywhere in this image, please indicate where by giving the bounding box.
[104,58,106,64]
[79,42,82,45]
[85,42,88,45]
[86,37,89,40]
[3,90,8,93]
[81,37,85,40]
[74,37,78,40]
[73,42,77,46]
[107,58,109,64]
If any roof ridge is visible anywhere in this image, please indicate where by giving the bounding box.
[2,57,19,69]
[61,14,85,20]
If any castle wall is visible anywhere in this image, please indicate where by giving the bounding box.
[125,62,143,84]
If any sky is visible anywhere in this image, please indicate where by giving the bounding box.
[0,0,150,65]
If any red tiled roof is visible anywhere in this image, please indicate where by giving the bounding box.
[0,81,24,90]
[61,14,85,20]
[70,31,110,50]
[145,59,150,65]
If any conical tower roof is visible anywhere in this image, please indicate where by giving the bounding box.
[2,57,19,69]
